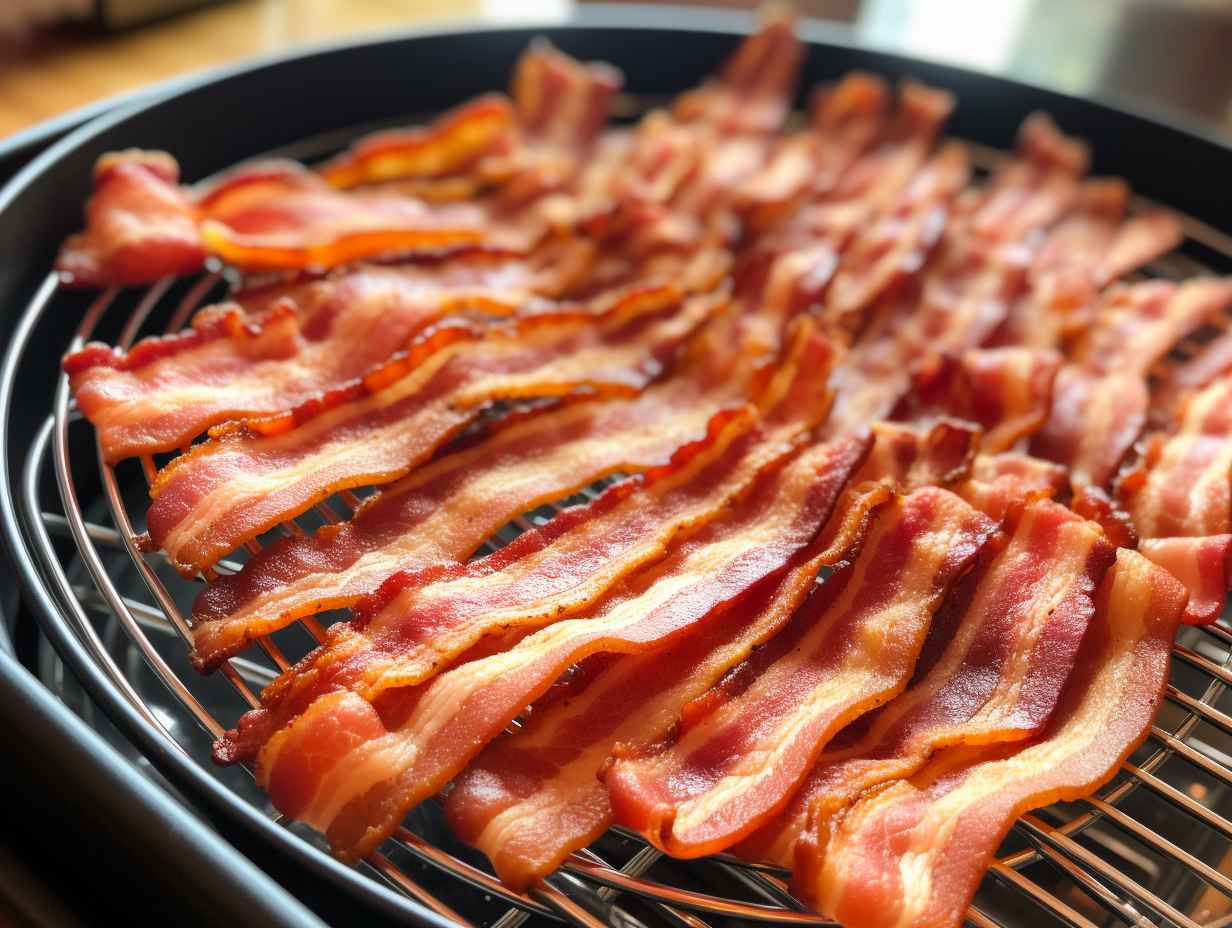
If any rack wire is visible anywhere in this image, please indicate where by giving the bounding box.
[13,138,1232,928]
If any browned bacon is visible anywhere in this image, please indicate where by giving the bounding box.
[64,256,578,461]
[55,151,206,288]
[797,549,1186,928]
[672,9,803,135]
[188,233,838,667]
[1031,278,1232,486]
[146,286,711,574]
[895,347,1060,453]
[1117,372,1232,622]
[320,96,519,191]
[442,486,890,890]
[254,435,878,861]
[993,178,1181,349]
[604,488,996,858]
[211,320,839,755]
[733,498,1114,866]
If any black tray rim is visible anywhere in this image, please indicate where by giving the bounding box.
[1,6,1230,926]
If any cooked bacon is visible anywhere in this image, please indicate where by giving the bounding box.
[963,114,1086,244]
[1030,279,1232,487]
[850,420,979,491]
[190,376,735,670]
[672,10,803,135]
[1139,535,1232,625]
[196,160,502,272]
[56,150,206,288]
[211,321,839,754]
[255,436,880,861]
[954,453,1070,521]
[1070,278,1232,376]
[1152,330,1232,424]
[735,73,890,227]
[443,483,890,889]
[1028,367,1147,488]
[822,142,966,331]
[320,96,519,190]
[1069,485,1138,549]
[147,286,711,574]
[734,498,1114,866]
[512,44,623,147]
[1118,428,1232,538]
[797,549,1187,928]
[896,347,1060,452]
[1119,371,1232,535]
[65,257,571,461]
[825,240,1031,435]
[604,488,996,858]
[191,236,837,667]
[993,179,1182,348]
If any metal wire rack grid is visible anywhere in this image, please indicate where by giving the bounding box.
[14,141,1232,928]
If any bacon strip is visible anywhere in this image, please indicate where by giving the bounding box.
[734,498,1114,866]
[672,10,803,135]
[819,112,1085,435]
[320,96,519,190]
[191,229,838,666]
[1031,279,1232,487]
[604,488,996,858]
[1139,535,1232,626]
[512,44,623,147]
[896,347,1060,453]
[190,376,732,670]
[954,453,1070,521]
[65,257,570,461]
[196,160,504,273]
[55,151,206,288]
[798,549,1187,928]
[256,435,879,861]
[1151,330,1232,425]
[211,321,839,757]
[956,112,1086,248]
[443,484,890,890]
[849,420,979,492]
[147,286,710,574]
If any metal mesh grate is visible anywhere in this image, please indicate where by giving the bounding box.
[12,135,1232,928]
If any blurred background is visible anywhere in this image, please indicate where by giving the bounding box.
[2,0,1231,142]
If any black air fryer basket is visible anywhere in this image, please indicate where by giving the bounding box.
[0,7,1229,927]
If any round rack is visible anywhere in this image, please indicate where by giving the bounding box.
[1,9,1230,928]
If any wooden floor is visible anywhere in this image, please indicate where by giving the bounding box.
[0,0,487,138]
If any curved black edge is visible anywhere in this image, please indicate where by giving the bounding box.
[0,649,326,928]
[0,6,1229,926]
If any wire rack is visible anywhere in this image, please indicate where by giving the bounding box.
[10,133,1232,928]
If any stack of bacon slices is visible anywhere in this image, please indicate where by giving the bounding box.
[57,12,1230,928]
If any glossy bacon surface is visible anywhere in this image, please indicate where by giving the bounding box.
[190,375,735,669]
[211,322,839,757]
[604,488,997,857]
[994,179,1182,349]
[147,286,710,574]
[734,498,1114,866]
[56,151,206,288]
[954,452,1070,521]
[1031,278,1232,487]
[320,96,518,190]
[65,256,558,461]
[197,160,500,272]
[896,346,1060,453]
[256,435,877,861]
[798,549,1187,928]
[1119,374,1232,538]
[443,484,890,889]
[672,9,803,135]
[849,420,979,492]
